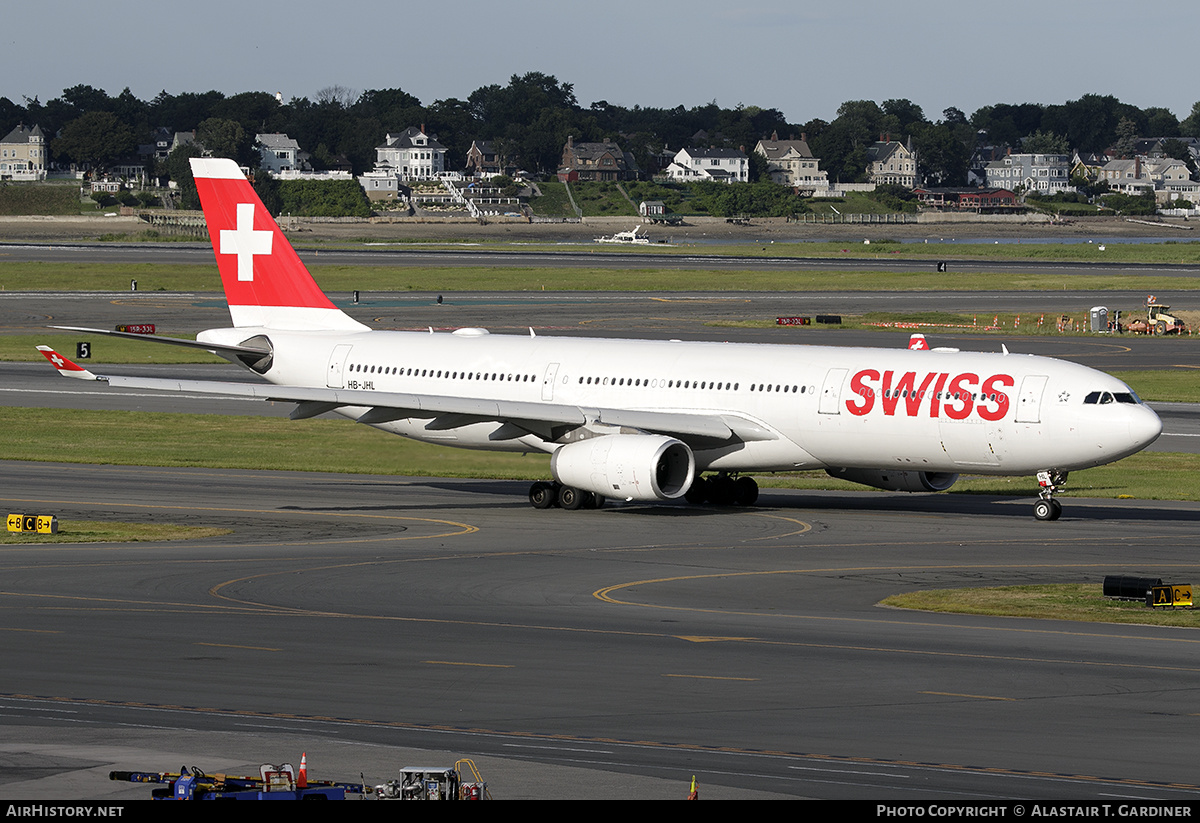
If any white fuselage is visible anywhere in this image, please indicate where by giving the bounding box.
[200,325,1161,477]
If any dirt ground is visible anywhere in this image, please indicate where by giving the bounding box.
[0,212,1195,244]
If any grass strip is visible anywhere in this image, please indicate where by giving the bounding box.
[0,407,551,478]
[0,520,232,544]
[881,584,1200,628]
[4,260,1200,294]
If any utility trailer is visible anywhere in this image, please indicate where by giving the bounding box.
[110,761,366,800]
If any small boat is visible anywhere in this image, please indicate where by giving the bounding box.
[594,226,651,245]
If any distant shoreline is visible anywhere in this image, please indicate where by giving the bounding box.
[0,213,1193,245]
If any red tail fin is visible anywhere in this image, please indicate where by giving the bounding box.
[190,158,366,331]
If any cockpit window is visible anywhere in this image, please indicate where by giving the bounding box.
[1084,390,1141,405]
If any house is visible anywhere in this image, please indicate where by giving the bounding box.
[256,133,304,175]
[0,124,47,181]
[1099,156,1200,203]
[639,200,666,218]
[866,137,918,188]
[1096,157,1155,196]
[665,147,748,184]
[557,137,638,182]
[913,187,1019,212]
[1145,157,1200,204]
[373,126,446,181]
[755,132,827,189]
[465,140,506,178]
[358,169,409,201]
[984,152,1072,195]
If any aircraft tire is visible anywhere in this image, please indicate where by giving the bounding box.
[708,475,735,506]
[1033,499,1055,521]
[558,485,586,510]
[734,476,759,506]
[529,482,556,509]
[684,476,708,504]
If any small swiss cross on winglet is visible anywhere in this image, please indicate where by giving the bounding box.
[36,346,96,379]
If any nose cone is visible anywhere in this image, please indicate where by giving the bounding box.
[1131,405,1163,450]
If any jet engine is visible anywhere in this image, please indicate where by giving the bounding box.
[826,468,959,493]
[551,434,695,502]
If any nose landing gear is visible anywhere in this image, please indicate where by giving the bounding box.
[1033,470,1067,521]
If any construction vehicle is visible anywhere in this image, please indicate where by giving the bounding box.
[374,759,490,800]
[1128,295,1187,335]
[110,760,367,800]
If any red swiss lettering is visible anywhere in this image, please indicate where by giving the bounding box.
[846,369,879,416]
[977,374,1014,421]
[943,373,978,420]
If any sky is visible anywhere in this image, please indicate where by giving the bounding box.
[9,0,1199,126]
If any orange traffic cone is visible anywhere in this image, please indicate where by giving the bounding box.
[298,752,308,788]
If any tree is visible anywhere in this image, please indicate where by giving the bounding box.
[911,122,970,186]
[1143,107,1180,137]
[970,103,1044,147]
[165,143,204,209]
[1112,117,1138,158]
[53,111,134,175]
[196,117,251,165]
[253,169,283,216]
[1020,130,1070,154]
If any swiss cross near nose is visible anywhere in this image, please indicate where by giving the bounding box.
[220,202,272,282]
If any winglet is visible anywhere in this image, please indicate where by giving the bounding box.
[908,333,929,350]
[36,346,97,379]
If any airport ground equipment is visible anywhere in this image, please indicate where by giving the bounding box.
[373,759,490,800]
[110,761,367,800]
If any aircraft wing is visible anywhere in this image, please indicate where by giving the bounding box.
[35,347,772,445]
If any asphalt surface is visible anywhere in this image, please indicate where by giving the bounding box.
[4,464,1200,801]
[3,245,1200,800]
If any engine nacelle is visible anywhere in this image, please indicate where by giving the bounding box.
[826,468,959,493]
[551,435,695,502]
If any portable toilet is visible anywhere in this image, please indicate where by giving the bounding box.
[1090,306,1108,333]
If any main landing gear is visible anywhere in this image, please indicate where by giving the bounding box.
[1033,470,1067,521]
[528,481,605,510]
[684,473,759,507]
[526,474,760,510]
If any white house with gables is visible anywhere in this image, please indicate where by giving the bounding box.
[373,126,446,181]
[665,147,748,184]
[256,133,303,175]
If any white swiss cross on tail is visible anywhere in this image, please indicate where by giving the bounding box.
[189,157,368,331]
[220,202,272,282]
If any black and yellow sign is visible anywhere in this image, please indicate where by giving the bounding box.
[1150,584,1193,608]
[6,513,57,534]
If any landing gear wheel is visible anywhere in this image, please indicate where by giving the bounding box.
[733,476,759,506]
[529,481,556,509]
[1033,469,1067,521]
[1033,498,1062,521]
[707,475,735,506]
[684,476,708,505]
[558,485,586,510]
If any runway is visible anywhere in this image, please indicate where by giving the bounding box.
[3,462,1200,799]
[4,247,1200,799]
[1,239,1199,278]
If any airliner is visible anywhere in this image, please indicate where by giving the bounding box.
[38,157,1162,520]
